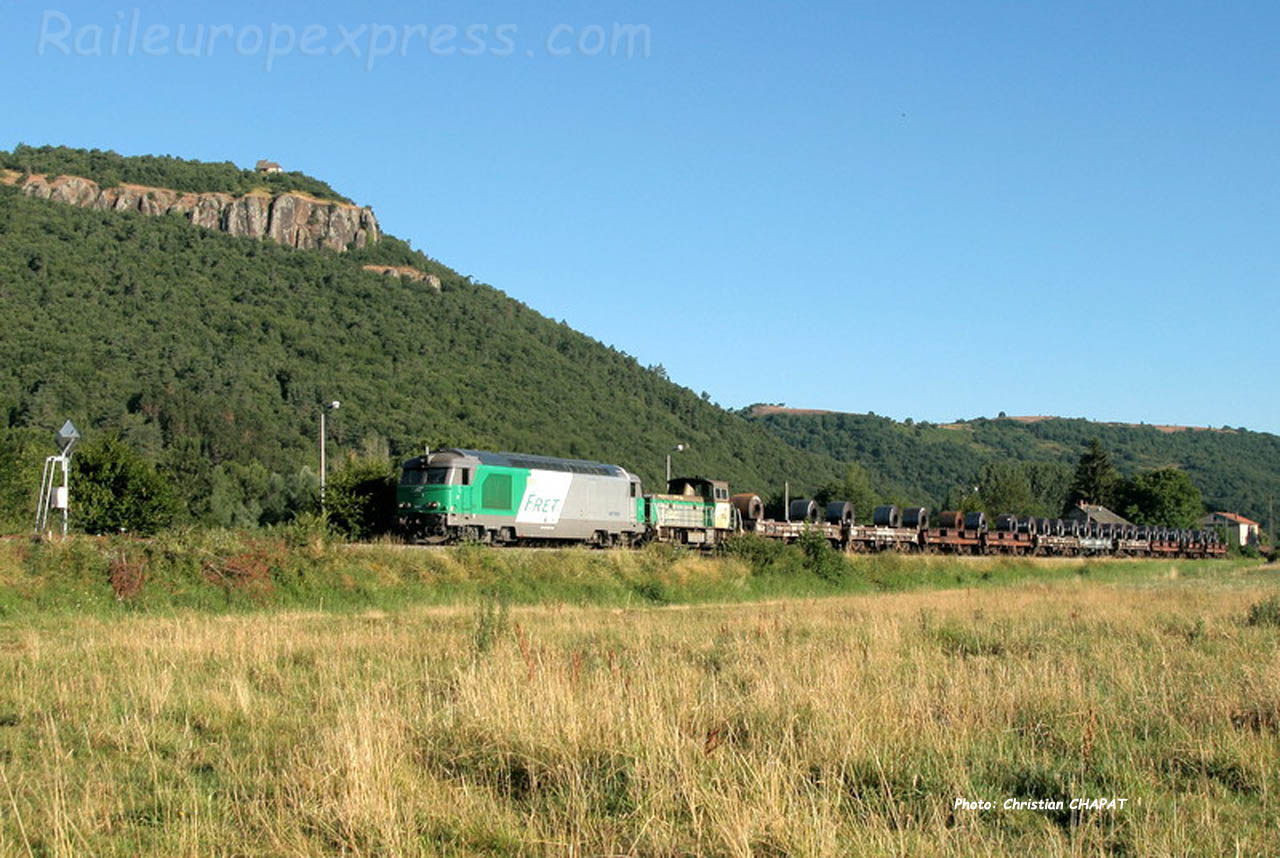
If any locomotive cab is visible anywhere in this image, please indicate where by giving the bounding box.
[648,476,734,544]
[397,450,482,536]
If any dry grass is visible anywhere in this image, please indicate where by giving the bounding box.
[0,570,1277,856]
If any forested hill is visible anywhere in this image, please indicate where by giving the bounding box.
[0,150,844,528]
[0,144,351,202]
[749,409,1280,525]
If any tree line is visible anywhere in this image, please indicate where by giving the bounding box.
[811,438,1211,530]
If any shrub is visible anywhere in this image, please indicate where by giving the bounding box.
[72,435,177,535]
[1246,595,1280,627]
[325,457,397,540]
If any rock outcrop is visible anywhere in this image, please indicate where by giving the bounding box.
[0,170,378,251]
[361,264,441,290]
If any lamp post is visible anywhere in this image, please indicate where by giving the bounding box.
[319,400,340,515]
[665,443,686,485]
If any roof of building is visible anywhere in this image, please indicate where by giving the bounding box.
[1072,503,1132,525]
[255,159,282,170]
[1207,511,1260,527]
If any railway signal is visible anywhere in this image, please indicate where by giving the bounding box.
[35,419,80,538]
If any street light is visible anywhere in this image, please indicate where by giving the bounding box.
[320,400,340,515]
[665,443,686,484]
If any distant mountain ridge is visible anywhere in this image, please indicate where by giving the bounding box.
[750,405,1239,435]
[748,408,1279,526]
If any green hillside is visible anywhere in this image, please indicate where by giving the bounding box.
[749,409,1279,526]
[0,144,351,202]
[0,149,845,530]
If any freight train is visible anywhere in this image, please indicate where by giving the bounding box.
[395,448,1228,559]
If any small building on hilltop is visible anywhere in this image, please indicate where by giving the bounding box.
[1066,503,1132,527]
[255,159,283,174]
[1201,511,1260,546]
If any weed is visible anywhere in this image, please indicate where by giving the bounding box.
[1245,594,1280,626]
[471,591,510,657]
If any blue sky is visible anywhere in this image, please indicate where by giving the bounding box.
[4,0,1278,431]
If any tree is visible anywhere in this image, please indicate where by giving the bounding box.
[325,457,398,540]
[73,435,176,535]
[977,461,1034,516]
[0,429,43,531]
[1116,468,1204,528]
[1022,461,1073,518]
[1065,439,1118,512]
[814,463,879,523]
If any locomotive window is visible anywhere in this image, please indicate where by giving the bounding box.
[401,469,429,486]
[460,469,471,486]
[425,467,453,485]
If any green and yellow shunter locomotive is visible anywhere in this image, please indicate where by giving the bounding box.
[395,448,737,547]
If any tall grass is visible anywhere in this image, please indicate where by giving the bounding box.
[0,570,1276,855]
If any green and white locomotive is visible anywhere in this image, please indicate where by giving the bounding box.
[396,448,739,547]
[396,448,646,546]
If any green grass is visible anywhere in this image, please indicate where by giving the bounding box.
[0,529,1267,620]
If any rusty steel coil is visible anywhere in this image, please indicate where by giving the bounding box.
[902,507,929,529]
[731,493,764,522]
[936,510,965,529]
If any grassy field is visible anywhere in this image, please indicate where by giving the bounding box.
[0,540,1276,856]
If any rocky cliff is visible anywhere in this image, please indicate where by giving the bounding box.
[0,170,378,251]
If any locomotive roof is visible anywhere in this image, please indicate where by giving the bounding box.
[405,448,631,478]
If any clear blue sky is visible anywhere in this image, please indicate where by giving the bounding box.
[4,0,1278,431]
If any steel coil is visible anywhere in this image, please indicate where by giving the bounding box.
[789,499,819,523]
[825,501,855,526]
[873,505,902,527]
[902,507,929,529]
[731,493,764,522]
[936,510,964,529]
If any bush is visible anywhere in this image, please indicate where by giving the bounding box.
[324,457,397,540]
[72,435,177,535]
[1246,596,1280,627]
[797,526,847,583]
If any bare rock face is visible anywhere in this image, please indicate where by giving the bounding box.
[226,194,271,240]
[0,170,379,252]
[191,194,231,230]
[361,264,440,289]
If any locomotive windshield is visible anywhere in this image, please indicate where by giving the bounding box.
[401,466,455,486]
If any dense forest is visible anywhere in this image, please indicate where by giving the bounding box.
[751,410,1279,527]
[0,144,351,202]
[0,154,844,531]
